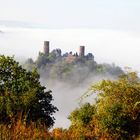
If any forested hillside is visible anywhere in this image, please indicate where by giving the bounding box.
[25,44,123,85]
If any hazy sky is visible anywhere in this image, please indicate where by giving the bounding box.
[0,0,140,30]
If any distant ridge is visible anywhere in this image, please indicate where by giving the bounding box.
[0,20,42,29]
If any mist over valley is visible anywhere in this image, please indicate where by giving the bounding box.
[0,27,140,128]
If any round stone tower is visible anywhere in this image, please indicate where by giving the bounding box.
[79,46,85,57]
[44,41,50,55]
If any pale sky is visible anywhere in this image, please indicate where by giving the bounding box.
[0,0,140,30]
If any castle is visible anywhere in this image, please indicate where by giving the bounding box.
[43,41,94,63]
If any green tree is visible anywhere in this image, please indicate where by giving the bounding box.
[68,103,96,139]
[68,71,140,139]
[0,55,58,128]
[88,71,140,139]
[69,103,95,126]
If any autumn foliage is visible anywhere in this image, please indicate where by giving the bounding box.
[67,71,140,140]
[0,55,139,139]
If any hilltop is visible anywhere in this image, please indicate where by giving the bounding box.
[25,41,123,85]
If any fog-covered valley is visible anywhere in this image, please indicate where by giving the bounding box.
[41,73,117,128]
[0,27,140,128]
[0,0,140,138]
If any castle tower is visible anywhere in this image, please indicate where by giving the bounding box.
[79,46,85,57]
[44,41,50,55]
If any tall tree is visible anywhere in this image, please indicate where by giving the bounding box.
[68,71,140,139]
[0,55,58,128]
[89,71,140,139]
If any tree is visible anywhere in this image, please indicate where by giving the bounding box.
[68,103,96,139]
[0,55,58,128]
[69,103,95,126]
[68,71,140,139]
[88,71,140,139]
